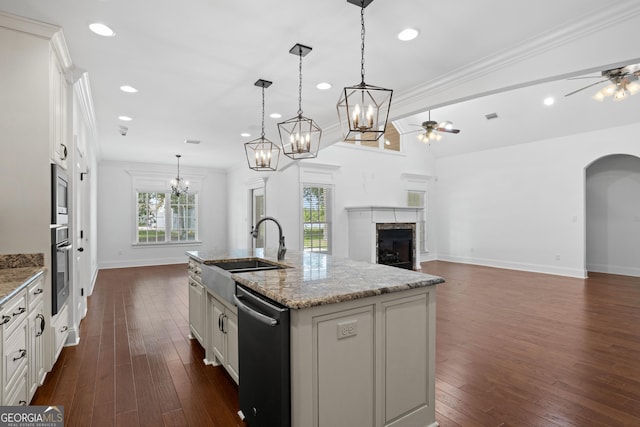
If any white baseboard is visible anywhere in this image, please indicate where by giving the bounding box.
[436,254,587,278]
[98,257,187,269]
[586,263,640,277]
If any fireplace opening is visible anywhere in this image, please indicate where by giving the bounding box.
[376,225,414,270]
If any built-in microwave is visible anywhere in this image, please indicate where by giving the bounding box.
[51,164,69,225]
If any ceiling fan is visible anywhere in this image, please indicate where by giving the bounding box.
[565,63,640,101]
[410,111,461,143]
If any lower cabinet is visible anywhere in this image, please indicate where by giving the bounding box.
[0,273,47,405]
[188,278,205,346]
[290,286,437,427]
[51,303,69,364]
[206,293,239,384]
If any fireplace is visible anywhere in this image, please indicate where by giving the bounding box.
[346,206,422,270]
[376,223,415,270]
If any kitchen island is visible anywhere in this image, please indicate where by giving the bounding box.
[186,248,443,427]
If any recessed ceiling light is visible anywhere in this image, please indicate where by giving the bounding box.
[543,96,555,106]
[241,133,251,138]
[317,82,332,90]
[118,116,132,121]
[89,23,115,37]
[120,85,138,93]
[270,113,282,119]
[397,28,419,41]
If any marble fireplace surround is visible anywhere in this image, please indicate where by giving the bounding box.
[346,206,423,270]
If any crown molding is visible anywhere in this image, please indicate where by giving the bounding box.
[0,11,59,39]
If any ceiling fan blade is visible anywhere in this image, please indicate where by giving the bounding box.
[564,79,609,97]
[436,128,461,134]
[566,76,602,80]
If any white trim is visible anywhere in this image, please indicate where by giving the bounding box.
[0,11,60,39]
[99,258,189,270]
[437,254,587,278]
[73,72,99,159]
[586,263,640,278]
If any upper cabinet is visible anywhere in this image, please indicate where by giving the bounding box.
[50,50,69,169]
[49,31,73,170]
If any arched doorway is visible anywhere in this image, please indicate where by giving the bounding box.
[585,154,640,277]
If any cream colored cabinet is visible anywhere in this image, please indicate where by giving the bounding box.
[0,274,48,406]
[290,287,437,427]
[27,275,46,400]
[50,49,69,169]
[206,293,239,384]
[51,304,69,363]
[188,278,205,345]
[187,260,205,346]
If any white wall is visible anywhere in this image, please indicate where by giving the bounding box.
[97,160,227,268]
[435,122,640,277]
[586,154,640,276]
[226,138,438,261]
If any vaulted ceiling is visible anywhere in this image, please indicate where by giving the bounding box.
[1,0,639,168]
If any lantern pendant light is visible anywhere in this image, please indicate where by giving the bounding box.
[245,79,280,171]
[278,43,322,160]
[337,0,393,143]
[170,154,189,195]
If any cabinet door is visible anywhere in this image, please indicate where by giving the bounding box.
[28,300,46,399]
[210,297,225,365]
[50,51,68,169]
[188,279,204,345]
[224,310,239,384]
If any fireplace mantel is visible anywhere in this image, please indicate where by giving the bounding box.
[346,206,422,270]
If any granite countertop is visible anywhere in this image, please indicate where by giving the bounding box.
[186,249,444,309]
[0,253,46,306]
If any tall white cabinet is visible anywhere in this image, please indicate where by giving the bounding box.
[0,11,73,385]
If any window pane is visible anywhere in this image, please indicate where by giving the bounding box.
[303,186,331,253]
[136,191,198,244]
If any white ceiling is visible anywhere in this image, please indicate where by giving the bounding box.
[1,0,640,169]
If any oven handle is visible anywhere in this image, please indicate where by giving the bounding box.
[233,294,278,327]
[56,244,73,252]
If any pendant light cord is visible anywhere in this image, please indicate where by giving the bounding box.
[360,0,366,84]
[261,85,265,139]
[298,48,303,116]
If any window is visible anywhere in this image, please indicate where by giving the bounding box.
[137,191,198,244]
[407,190,427,252]
[302,185,331,253]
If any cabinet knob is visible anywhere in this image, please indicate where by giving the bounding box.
[34,288,44,295]
[78,247,84,252]
[0,315,10,325]
[19,400,27,406]
[60,326,69,333]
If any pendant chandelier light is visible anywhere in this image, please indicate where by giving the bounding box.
[337,0,392,143]
[278,43,322,160]
[245,79,280,171]
[170,154,189,196]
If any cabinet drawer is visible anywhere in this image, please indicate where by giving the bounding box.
[52,305,69,360]
[4,322,28,391]
[1,289,28,335]
[4,365,28,406]
[27,276,45,309]
[188,260,203,284]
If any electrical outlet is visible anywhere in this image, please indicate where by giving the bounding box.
[337,320,358,339]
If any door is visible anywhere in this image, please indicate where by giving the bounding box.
[75,143,89,319]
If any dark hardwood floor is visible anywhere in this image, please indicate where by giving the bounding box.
[31,261,640,426]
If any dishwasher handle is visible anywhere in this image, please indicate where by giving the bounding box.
[233,294,278,327]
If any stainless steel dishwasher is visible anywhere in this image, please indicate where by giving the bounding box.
[233,284,290,427]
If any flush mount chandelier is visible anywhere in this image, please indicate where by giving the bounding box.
[245,79,280,171]
[170,154,189,195]
[278,43,322,160]
[337,0,393,143]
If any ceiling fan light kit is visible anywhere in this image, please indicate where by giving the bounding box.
[245,79,281,172]
[337,0,393,143]
[567,63,640,102]
[278,43,322,160]
[414,110,460,145]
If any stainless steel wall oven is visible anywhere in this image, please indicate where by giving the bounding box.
[51,226,71,315]
[51,164,69,225]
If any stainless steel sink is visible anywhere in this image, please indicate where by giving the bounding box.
[201,259,286,304]
[209,259,283,273]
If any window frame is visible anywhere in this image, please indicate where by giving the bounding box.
[301,184,333,254]
[134,190,201,246]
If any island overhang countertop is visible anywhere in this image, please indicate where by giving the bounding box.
[186,248,444,309]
